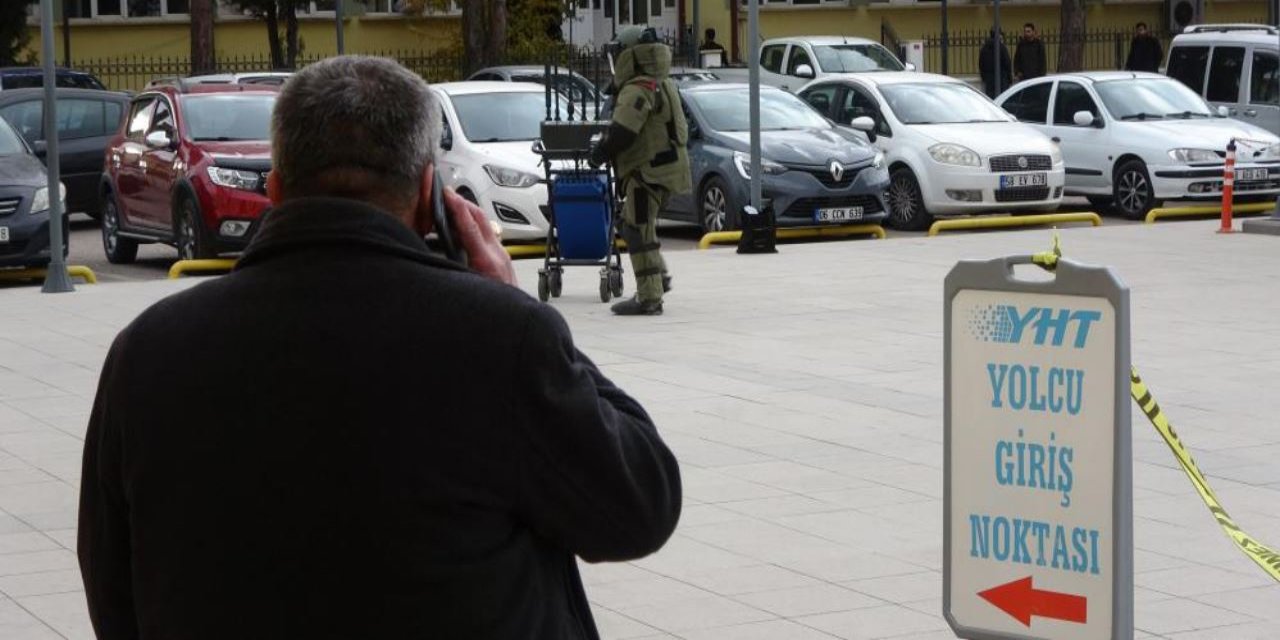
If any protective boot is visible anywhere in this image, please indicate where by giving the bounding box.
[611,296,663,316]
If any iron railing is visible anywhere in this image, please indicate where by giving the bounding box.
[921,28,1172,76]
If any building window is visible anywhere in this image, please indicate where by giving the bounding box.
[98,0,122,15]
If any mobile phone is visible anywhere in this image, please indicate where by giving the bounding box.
[431,169,467,266]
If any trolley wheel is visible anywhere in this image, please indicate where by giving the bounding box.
[549,268,563,298]
[599,275,611,303]
[609,268,624,297]
[537,271,551,302]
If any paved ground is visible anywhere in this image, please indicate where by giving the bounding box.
[1,218,1277,639]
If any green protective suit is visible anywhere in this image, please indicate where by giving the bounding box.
[606,36,692,304]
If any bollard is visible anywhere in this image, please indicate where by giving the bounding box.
[1218,139,1236,234]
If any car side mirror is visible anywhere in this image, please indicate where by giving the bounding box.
[904,62,917,72]
[32,139,47,156]
[144,130,172,150]
[851,116,876,132]
[1216,105,1230,118]
[794,64,815,79]
[1072,110,1097,127]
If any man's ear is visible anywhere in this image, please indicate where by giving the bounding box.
[413,163,436,236]
[266,170,284,206]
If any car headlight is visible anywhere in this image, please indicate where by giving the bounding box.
[928,143,981,167]
[483,165,541,189]
[30,182,66,214]
[1263,143,1280,159]
[1049,145,1063,165]
[732,151,787,180]
[206,166,263,191]
[1168,148,1220,164]
[872,152,885,169]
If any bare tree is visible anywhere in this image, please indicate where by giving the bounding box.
[1058,0,1086,72]
[191,0,217,74]
[225,0,303,69]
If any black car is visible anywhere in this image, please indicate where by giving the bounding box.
[0,67,107,91]
[0,117,64,268]
[0,88,129,218]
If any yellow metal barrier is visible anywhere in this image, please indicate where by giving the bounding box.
[1144,202,1276,224]
[168,259,237,279]
[697,224,886,250]
[927,212,1102,237]
[504,239,628,260]
[0,265,98,284]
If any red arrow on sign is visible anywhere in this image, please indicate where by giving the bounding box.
[978,576,1088,626]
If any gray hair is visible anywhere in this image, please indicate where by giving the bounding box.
[272,55,440,207]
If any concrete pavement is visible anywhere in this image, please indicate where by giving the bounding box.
[0,219,1277,639]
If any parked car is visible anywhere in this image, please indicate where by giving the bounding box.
[800,72,1064,230]
[147,72,294,89]
[431,81,575,241]
[667,83,889,233]
[713,36,911,93]
[1164,24,1279,135]
[0,88,130,219]
[0,67,107,92]
[101,84,277,262]
[467,66,602,119]
[997,72,1280,219]
[670,67,722,83]
[0,116,66,268]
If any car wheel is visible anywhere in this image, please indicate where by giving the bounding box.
[1112,160,1161,221]
[887,167,934,231]
[101,192,138,264]
[175,196,215,260]
[700,176,738,233]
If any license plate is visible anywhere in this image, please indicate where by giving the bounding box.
[814,207,864,223]
[1236,168,1268,182]
[0,227,8,243]
[999,173,1048,188]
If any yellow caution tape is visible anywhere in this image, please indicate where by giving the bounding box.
[1130,368,1280,581]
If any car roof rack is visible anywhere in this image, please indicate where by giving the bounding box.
[1183,23,1279,35]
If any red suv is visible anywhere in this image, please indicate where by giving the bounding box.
[100,84,276,262]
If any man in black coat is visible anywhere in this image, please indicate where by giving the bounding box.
[77,56,683,640]
[1125,22,1164,72]
[979,28,1013,98]
[1014,22,1047,82]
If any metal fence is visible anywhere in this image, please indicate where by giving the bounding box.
[922,28,1172,77]
[75,47,615,92]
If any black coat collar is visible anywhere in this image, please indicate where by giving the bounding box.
[236,197,466,274]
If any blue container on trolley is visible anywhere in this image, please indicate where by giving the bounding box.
[550,172,613,261]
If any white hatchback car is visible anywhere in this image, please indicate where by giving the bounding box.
[431,82,570,241]
[799,72,1064,230]
[997,72,1280,219]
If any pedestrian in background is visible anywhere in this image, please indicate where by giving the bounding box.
[1014,22,1047,82]
[701,28,725,54]
[1125,22,1164,72]
[78,55,682,640]
[979,28,1013,98]
[593,25,692,316]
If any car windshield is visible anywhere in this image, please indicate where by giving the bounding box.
[879,82,1012,125]
[813,44,905,73]
[0,72,104,90]
[452,92,569,142]
[692,89,830,132]
[184,94,276,141]
[1094,78,1213,120]
[0,121,26,155]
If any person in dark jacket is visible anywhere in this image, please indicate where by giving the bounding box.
[1014,22,1047,82]
[1125,22,1163,72]
[77,55,682,640]
[979,28,1013,98]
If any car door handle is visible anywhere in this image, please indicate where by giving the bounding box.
[1051,137,1061,143]
[1229,108,1239,115]
[1244,109,1258,117]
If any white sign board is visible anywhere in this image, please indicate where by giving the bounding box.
[945,258,1132,640]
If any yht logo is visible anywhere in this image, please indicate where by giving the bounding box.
[969,305,1102,348]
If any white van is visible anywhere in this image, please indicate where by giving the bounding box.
[1164,24,1279,135]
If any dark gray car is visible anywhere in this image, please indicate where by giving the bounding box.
[0,117,64,268]
[0,88,129,218]
[667,83,890,232]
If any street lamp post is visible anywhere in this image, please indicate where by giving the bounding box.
[336,0,345,55]
[39,0,72,294]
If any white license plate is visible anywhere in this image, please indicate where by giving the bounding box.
[0,227,8,243]
[814,207,864,223]
[1236,168,1268,182]
[999,173,1048,188]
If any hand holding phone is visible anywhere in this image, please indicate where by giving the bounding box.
[433,174,518,286]
[431,168,467,266]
